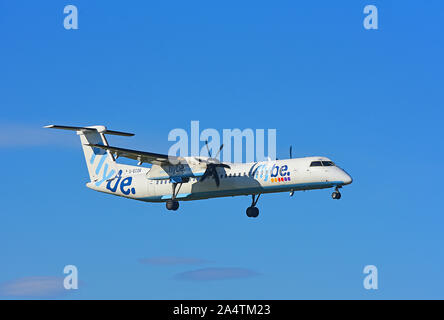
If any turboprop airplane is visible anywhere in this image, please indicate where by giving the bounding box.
[45,125,353,218]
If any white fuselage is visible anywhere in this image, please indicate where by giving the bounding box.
[86,156,352,203]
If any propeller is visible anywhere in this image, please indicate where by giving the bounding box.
[196,140,230,187]
[199,162,230,186]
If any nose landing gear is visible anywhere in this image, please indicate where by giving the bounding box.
[331,186,342,200]
[246,194,261,218]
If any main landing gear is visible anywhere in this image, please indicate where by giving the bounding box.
[331,186,342,200]
[166,199,179,211]
[166,182,182,211]
[246,194,261,218]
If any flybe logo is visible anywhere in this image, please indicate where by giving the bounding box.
[90,150,136,195]
[106,170,136,195]
[254,163,291,183]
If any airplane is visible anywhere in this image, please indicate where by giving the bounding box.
[45,124,353,218]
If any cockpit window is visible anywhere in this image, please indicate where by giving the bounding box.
[310,160,336,167]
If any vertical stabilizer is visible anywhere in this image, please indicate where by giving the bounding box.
[44,125,134,186]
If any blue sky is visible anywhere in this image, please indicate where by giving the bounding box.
[1,0,443,299]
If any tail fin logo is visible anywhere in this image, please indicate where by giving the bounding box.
[90,151,136,195]
[90,152,116,187]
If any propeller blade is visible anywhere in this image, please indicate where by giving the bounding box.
[214,143,224,159]
[200,168,211,182]
[216,163,231,169]
[205,140,211,158]
[213,169,220,187]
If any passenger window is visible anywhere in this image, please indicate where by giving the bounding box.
[310,161,322,167]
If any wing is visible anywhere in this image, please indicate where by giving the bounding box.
[87,144,183,166]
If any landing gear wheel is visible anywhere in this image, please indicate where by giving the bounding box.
[246,194,261,218]
[166,200,179,211]
[246,206,259,218]
[331,191,342,200]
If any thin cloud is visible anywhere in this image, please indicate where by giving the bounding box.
[174,267,259,281]
[0,123,78,148]
[0,276,66,298]
[139,257,210,266]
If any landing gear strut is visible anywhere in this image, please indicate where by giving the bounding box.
[166,182,182,211]
[246,194,260,218]
[331,186,342,200]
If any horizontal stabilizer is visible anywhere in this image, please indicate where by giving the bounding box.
[44,125,134,137]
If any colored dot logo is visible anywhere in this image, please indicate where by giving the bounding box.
[270,177,291,183]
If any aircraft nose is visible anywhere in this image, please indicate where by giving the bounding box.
[343,172,353,185]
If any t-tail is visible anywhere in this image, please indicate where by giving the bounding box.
[44,125,134,187]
